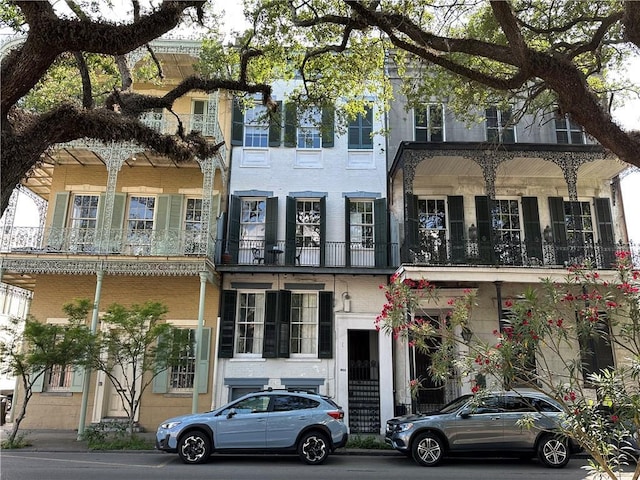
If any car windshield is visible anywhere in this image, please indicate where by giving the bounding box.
[439,395,473,414]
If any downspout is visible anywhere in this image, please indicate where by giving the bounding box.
[77,267,104,439]
[192,271,208,413]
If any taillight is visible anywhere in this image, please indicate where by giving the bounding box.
[327,410,344,420]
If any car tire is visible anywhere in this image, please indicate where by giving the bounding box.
[411,432,445,466]
[177,431,212,465]
[537,434,570,468]
[297,431,330,465]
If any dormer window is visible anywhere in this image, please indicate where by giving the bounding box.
[414,104,444,142]
[555,114,586,144]
[486,107,516,143]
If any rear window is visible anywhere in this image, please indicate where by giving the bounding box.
[272,395,320,412]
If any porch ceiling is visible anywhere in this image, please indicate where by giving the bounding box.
[21,148,200,203]
[155,52,197,79]
[413,154,628,181]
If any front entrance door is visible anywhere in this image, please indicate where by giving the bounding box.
[347,330,380,434]
[106,364,128,418]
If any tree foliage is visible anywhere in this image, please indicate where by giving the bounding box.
[0,299,94,446]
[81,300,192,437]
[378,252,640,479]
[0,0,274,215]
[240,0,640,166]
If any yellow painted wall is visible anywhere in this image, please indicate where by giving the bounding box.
[21,274,220,431]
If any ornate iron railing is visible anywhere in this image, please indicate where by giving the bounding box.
[402,238,640,269]
[220,239,397,268]
[140,112,217,137]
[0,226,213,257]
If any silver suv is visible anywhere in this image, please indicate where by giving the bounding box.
[156,389,348,465]
[385,391,581,468]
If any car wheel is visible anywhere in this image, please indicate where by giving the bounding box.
[538,434,570,468]
[178,431,211,465]
[411,432,445,466]
[298,431,329,465]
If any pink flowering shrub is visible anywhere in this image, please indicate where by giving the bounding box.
[378,251,640,479]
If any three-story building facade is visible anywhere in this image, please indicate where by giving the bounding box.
[214,82,396,434]
[386,60,634,413]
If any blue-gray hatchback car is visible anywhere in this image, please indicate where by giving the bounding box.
[156,389,348,465]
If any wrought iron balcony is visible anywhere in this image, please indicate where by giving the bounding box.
[0,226,213,257]
[218,240,398,269]
[402,238,640,269]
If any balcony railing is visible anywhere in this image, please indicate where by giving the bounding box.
[0,226,213,257]
[222,240,397,268]
[403,238,640,269]
[5,226,637,270]
[140,112,218,137]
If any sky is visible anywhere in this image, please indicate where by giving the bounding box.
[4,1,640,242]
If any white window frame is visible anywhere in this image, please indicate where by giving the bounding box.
[235,292,265,356]
[349,199,374,249]
[168,327,197,392]
[126,195,156,256]
[555,114,586,145]
[414,104,445,142]
[244,100,269,148]
[486,107,517,143]
[69,193,99,253]
[290,292,318,357]
[297,107,322,149]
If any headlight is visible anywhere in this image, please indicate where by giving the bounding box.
[160,421,181,429]
[397,423,414,432]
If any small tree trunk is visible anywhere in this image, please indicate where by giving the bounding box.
[7,390,32,445]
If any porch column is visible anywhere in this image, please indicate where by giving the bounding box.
[77,267,104,439]
[192,271,208,413]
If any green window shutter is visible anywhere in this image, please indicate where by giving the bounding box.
[32,369,46,393]
[155,194,183,231]
[111,193,126,229]
[404,193,419,262]
[197,327,211,394]
[549,197,568,265]
[285,196,297,265]
[284,102,297,147]
[344,199,351,267]
[265,196,279,251]
[153,332,169,393]
[51,192,70,229]
[321,105,335,148]
[319,196,326,266]
[475,196,493,263]
[374,198,388,267]
[231,98,244,145]
[595,198,614,244]
[152,367,168,393]
[549,197,567,243]
[278,290,292,358]
[522,197,542,262]
[49,192,69,250]
[218,290,237,358]
[318,291,333,359]
[448,196,465,263]
[595,197,615,268]
[97,194,107,232]
[269,100,282,147]
[263,291,279,358]
[227,195,241,263]
[69,367,84,392]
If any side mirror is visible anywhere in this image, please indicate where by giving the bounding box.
[227,408,237,419]
[459,408,471,419]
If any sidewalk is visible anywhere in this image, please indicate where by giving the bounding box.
[0,422,157,452]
